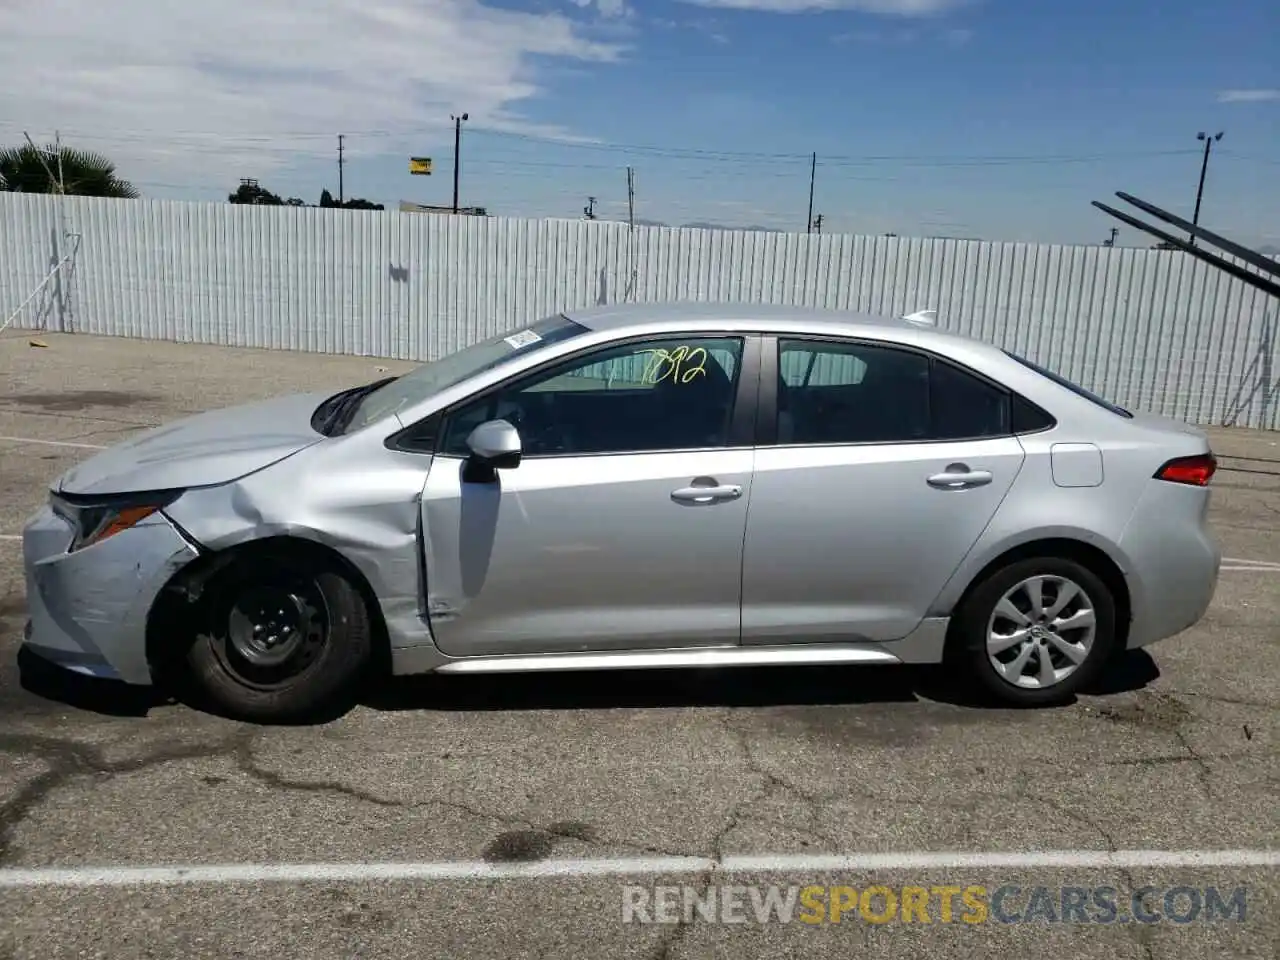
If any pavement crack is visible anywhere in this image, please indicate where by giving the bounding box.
[1015,781,1136,884]
[234,738,409,809]
[1162,689,1277,711]
[233,738,691,861]
[1171,730,1215,797]
[1104,746,1274,774]
[643,710,765,960]
[0,731,247,865]
[1018,788,1119,851]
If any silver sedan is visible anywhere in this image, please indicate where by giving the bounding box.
[21,303,1221,721]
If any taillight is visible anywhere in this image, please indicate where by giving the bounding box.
[1155,453,1217,486]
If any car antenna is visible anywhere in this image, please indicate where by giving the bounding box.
[901,309,937,326]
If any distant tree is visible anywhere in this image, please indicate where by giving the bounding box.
[0,142,138,197]
[229,180,283,204]
[230,181,381,209]
[320,188,383,210]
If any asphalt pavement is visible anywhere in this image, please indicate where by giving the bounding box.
[0,330,1276,959]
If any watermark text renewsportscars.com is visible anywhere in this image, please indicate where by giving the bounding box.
[621,884,1249,925]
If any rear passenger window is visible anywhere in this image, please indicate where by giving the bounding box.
[930,361,1011,439]
[777,340,1026,445]
[778,340,931,444]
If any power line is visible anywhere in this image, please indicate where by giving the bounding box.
[0,119,1207,168]
[464,127,1205,166]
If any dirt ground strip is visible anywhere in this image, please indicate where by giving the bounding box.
[0,330,1276,960]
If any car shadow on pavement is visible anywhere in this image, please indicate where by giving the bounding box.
[11,646,1162,724]
[15,646,173,718]
[1081,648,1163,695]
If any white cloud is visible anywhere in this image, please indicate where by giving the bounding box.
[0,0,625,189]
[676,0,964,14]
[833,24,969,44]
[568,0,634,17]
[834,28,918,43]
[1217,89,1280,103]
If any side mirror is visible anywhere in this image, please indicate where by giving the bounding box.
[464,419,522,472]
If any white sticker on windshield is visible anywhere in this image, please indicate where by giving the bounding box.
[504,329,543,350]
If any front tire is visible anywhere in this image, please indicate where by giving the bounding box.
[184,547,373,722]
[950,556,1117,707]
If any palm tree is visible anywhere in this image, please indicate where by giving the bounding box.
[0,142,139,198]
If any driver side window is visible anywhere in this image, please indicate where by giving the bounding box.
[440,336,745,458]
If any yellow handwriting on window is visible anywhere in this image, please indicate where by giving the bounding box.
[640,345,708,385]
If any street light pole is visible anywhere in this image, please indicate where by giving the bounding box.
[1191,131,1223,247]
[451,113,469,214]
[806,152,816,234]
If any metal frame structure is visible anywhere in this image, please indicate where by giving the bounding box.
[1093,192,1280,300]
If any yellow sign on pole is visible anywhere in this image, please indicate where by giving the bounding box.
[409,157,433,175]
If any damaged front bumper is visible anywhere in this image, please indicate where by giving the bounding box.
[21,504,200,684]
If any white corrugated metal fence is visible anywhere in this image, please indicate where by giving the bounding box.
[2,192,1276,429]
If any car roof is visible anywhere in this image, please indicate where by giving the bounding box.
[562,300,987,352]
[566,301,903,331]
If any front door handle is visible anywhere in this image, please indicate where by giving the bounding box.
[671,482,743,504]
[927,466,993,489]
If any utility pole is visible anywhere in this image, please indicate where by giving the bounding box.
[811,213,824,234]
[451,113,469,214]
[627,169,635,227]
[337,134,345,204]
[584,196,597,220]
[1190,131,1223,248]
[626,167,636,301]
[806,152,816,234]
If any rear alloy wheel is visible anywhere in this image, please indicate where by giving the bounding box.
[952,556,1117,706]
[185,548,372,722]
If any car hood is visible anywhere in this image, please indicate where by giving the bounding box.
[56,392,332,497]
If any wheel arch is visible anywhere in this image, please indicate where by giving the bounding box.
[145,533,392,682]
[942,536,1133,652]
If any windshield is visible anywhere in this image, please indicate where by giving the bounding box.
[337,313,589,433]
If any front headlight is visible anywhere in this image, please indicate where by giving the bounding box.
[50,489,184,552]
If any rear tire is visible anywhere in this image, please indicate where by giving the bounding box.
[184,547,372,723]
[950,556,1117,707]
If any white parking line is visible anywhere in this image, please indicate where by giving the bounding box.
[1222,556,1280,569]
[0,434,106,450]
[0,849,1276,889]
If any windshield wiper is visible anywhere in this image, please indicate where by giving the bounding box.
[318,376,398,436]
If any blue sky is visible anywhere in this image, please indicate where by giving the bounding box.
[1,0,1277,246]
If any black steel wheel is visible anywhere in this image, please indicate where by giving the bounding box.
[185,546,373,722]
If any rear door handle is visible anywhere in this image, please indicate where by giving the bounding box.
[927,468,993,489]
[671,483,743,504]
